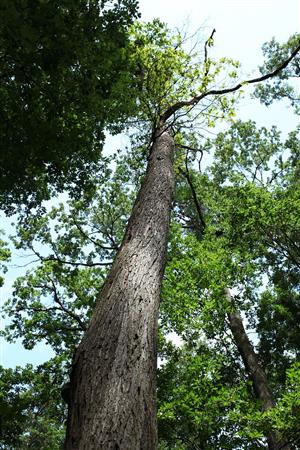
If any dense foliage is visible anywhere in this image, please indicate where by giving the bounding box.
[0,358,66,449]
[0,0,139,211]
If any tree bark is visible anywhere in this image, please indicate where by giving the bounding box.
[225,288,290,450]
[64,127,175,449]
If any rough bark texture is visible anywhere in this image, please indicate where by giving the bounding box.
[64,128,174,450]
[225,289,290,450]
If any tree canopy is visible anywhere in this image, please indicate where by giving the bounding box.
[0,0,139,211]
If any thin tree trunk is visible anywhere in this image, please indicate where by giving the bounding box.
[64,127,175,449]
[225,288,290,450]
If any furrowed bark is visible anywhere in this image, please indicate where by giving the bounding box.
[225,288,290,450]
[64,128,175,450]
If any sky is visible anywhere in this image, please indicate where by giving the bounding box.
[141,0,299,66]
[0,0,299,368]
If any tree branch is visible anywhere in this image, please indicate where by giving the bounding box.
[50,279,87,332]
[71,216,118,251]
[45,256,113,267]
[177,144,206,233]
[160,40,300,122]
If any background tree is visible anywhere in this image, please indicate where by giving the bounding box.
[0,358,66,449]
[158,116,300,448]
[254,33,300,113]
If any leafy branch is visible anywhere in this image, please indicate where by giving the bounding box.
[161,39,300,122]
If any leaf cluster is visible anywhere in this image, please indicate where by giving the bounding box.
[0,0,139,210]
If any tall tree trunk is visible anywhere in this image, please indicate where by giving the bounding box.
[225,288,290,450]
[64,127,175,449]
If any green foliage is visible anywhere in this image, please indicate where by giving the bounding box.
[0,11,241,211]
[268,363,300,445]
[159,115,300,447]
[0,0,139,211]
[209,120,283,185]
[1,149,137,356]
[254,33,300,113]
[0,231,10,286]
[128,20,240,126]
[0,357,66,449]
[157,343,261,449]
